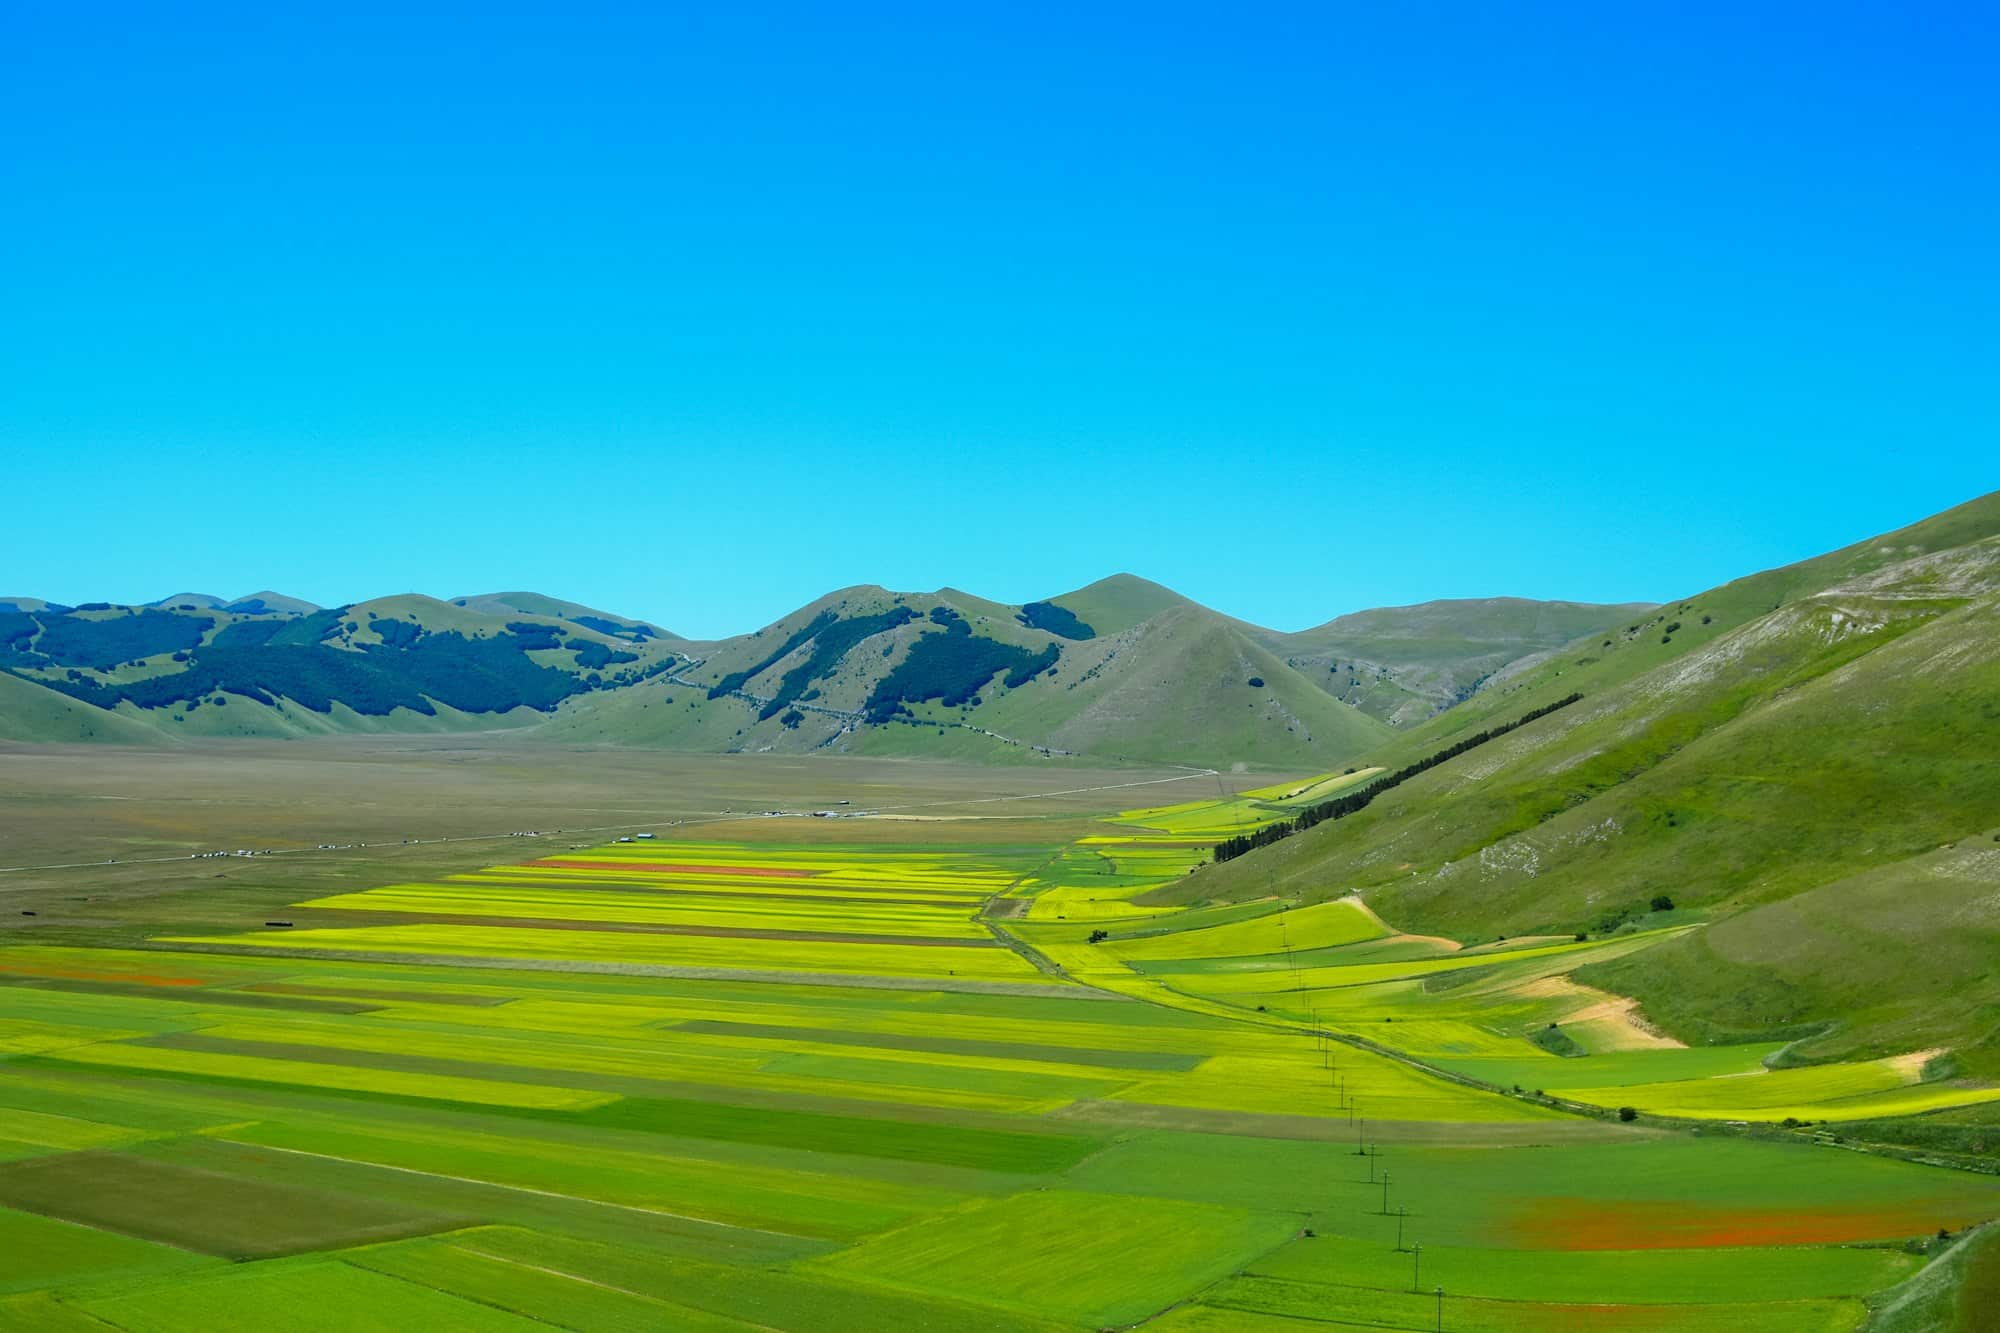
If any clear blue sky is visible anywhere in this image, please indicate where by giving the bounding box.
[5,5,1993,638]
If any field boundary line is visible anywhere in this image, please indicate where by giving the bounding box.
[219,1128,812,1232]
[345,1258,570,1331]
[132,941,1124,998]
[447,1245,790,1333]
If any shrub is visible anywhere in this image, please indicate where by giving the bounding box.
[506,622,566,651]
[41,630,588,717]
[866,620,1058,714]
[1087,929,1108,943]
[212,619,286,649]
[1016,601,1096,640]
[1650,894,1675,912]
[574,640,639,670]
[571,614,653,640]
[1212,694,1585,864]
[1619,1106,1638,1122]
[32,609,211,669]
[371,618,425,650]
[1247,677,1265,688]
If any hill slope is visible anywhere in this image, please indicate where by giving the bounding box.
[1258,597,1656,725]
[539,584,1396,768]
[0,595,688,742]
[1162,490,2000,1073]
[449,591,681,641]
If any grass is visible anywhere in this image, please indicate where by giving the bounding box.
[68,1256,550,1332]
[0,1146,459,1259]
[348,1233,767,1332]
[0,1204,217,1295]
[1558,1055,2000,1122]
[166,921,1050,982]
[45,1039,618,1109]
[811,1188,1300,1325]
[1865,1223,2000,1332]
[1251,1230,1917,1302]
[1102,897,1387,961]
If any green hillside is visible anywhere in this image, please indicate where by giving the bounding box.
[448,591,680,641]
[539,584,1394,768]
[145,592,230,610]
[0,671,162,743]
[964,603,1393,767]
[1260,596,1656,725]
[225,591,320,615]
[0,595,687,743]
[1157,490,2000,1078]
[1048,573,1194,636]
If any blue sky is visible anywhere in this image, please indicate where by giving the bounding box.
[4,5,1993,638]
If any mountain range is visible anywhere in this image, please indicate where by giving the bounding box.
[0,576,1648,766]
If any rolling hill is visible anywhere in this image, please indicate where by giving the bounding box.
[1160,489,2000,1077]
[0,577,1637,768]
[545,584,1401,768]
[448,591,680,641]
[1255,596,1660,725]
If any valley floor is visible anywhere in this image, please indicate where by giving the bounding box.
[0,747,1995,1329]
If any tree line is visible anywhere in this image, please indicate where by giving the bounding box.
[1212,692,1585,864]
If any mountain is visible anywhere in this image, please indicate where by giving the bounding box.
[0,594,685,742]
[544,584,1398,767]
[1161,489,2000,1076]
[449,591,681,641]
[1256,596,1659,725]
[145,592,230,610]
[140,591,320,614]
[225,590,320,615]
[0,578,1664,767]
[1046,573,1196,636]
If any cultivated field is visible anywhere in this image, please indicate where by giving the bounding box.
[0,747,1995,1328]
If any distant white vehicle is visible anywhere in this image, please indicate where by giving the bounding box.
[616,836,634,843]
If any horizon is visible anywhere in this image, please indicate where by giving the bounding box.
[7,7,1995,638]
[11,571,1668,639]
[5,483,1988,639]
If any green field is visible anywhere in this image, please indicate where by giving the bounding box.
[0,748,1995,1327]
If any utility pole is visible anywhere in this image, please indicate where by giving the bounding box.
[1354,1118,1366,1154]
[1410,1242,1422,1293]
[1435,1285,1443,1330]
[1380,1170,1391,1215]
[1366,1144,1378,1182]
[1395,1205,1407,1251]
